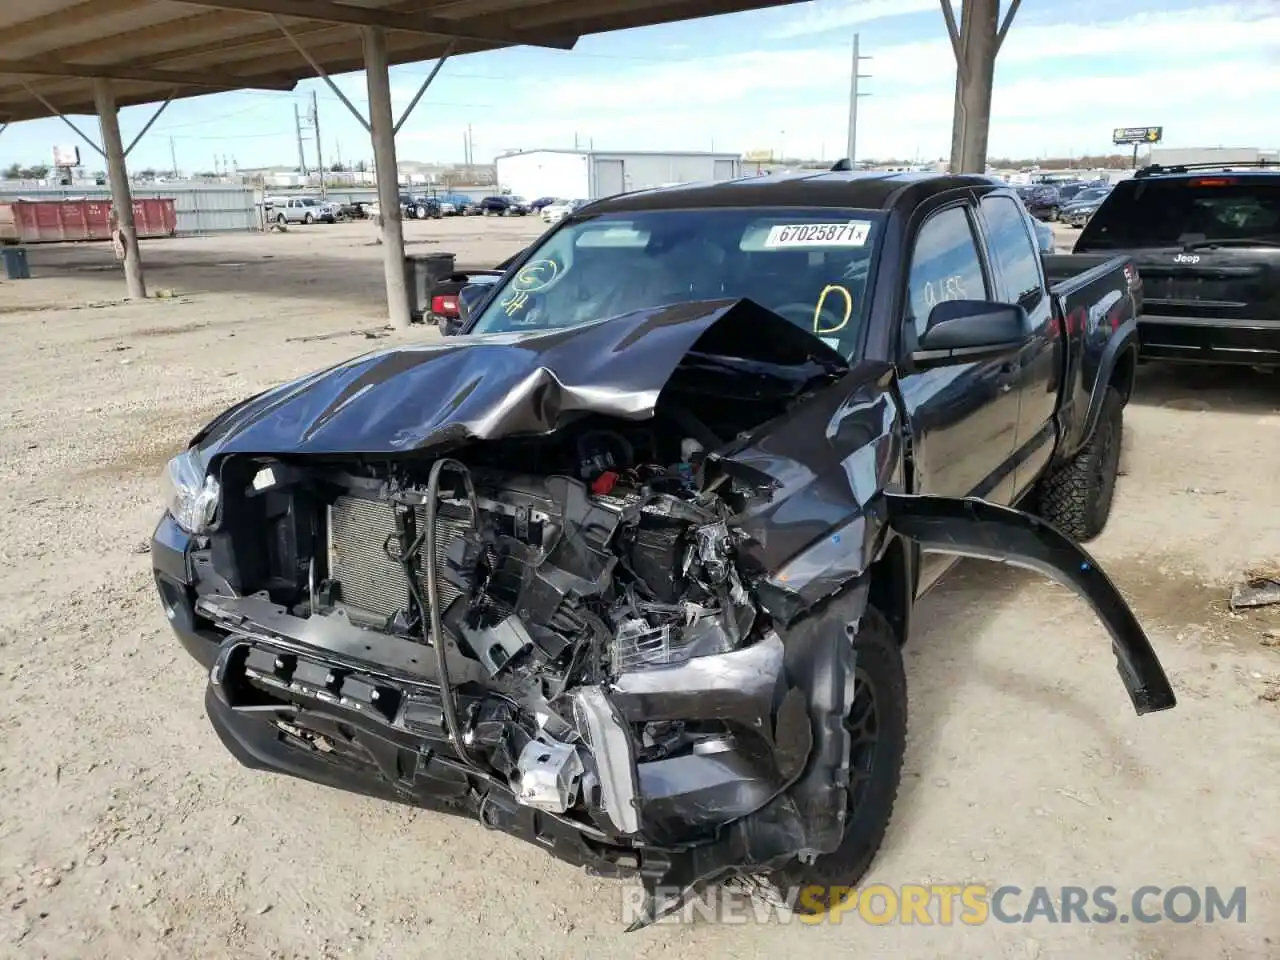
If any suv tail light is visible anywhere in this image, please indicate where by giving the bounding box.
[431,294,459,317]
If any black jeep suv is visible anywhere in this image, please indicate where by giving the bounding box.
[1074,162,1280,366]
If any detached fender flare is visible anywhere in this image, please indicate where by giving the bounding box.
[884,493,1176,716]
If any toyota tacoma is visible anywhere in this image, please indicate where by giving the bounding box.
[154,170,1175,928]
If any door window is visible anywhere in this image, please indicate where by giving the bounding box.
[906,206,988,338]
[980,195,1044,307]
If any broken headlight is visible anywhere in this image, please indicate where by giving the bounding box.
[162,450,220,535]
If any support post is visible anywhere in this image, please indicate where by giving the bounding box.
[362,26,410,329]
[947,0,999,174]
[93,79,146,300]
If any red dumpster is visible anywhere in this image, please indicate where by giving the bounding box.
[0,198,177,244]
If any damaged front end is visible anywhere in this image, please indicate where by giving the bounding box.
[188,431,831,927]
[154,301,1175,930]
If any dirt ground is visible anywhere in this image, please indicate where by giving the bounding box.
[0,219,1277,959]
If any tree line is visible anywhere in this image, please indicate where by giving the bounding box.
[2,163,51,180]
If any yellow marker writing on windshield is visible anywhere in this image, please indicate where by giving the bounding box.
[515,259,559,292]
[814,284,853,334]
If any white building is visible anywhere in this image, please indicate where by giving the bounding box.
[1147,146,1279,168]
[494,149,743,201]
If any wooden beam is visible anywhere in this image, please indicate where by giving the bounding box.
[0,57,296,90]
[533,0,800,33]
[173,0,577,49]
[0,0,144,51]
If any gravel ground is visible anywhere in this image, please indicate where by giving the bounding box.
[0,219,1277,959]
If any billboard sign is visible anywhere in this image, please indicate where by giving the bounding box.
[52,144,81,167]
[1112,126,1163,145]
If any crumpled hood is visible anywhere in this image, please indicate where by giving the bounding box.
[193,298,848,457]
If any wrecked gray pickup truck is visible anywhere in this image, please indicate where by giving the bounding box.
[153,173,1175,928]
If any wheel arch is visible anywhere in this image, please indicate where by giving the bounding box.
[867,534,912,646]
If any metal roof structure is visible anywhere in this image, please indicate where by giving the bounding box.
[0,0,1020,326]
[0,0,802,123]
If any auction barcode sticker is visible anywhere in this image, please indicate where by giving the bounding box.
[764,220,872,248]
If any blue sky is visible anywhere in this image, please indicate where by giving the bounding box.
[3,0,1278,171]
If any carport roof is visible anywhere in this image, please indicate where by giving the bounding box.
[0,0,802,123]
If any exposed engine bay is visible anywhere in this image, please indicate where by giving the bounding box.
[190,356,840,924]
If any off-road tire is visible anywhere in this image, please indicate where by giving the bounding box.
[767,606,907,913]
[1035,385,1123,541]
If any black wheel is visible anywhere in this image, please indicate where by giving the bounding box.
[1035,385,1123,541]
[1048,206,1059,221]
[768,606,907,912]
[276,213,286,225]
[303,212,314,224]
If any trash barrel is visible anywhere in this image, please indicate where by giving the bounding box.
[2,246,30,280]
[405,252,457,320]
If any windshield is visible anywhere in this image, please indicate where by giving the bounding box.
[1080,177,1280,248]
[1073,189,1109,205]
[468,207,882,357]
[300,198,319,206]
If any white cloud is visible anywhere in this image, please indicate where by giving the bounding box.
[435,4,1280,161]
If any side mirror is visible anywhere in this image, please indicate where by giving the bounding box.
[911,300,1030,369]
[452,278,500,334]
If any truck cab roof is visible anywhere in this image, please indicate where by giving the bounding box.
[588,170,1003,216]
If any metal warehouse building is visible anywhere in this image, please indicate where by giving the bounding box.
[495,149,743,201]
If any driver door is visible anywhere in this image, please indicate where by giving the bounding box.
[894,202,1023,592]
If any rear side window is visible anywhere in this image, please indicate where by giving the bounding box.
[1080,177,1280,248]
[906,206,988,337]
[980,195,1044,307]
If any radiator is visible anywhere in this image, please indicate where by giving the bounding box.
[327,495,472,619]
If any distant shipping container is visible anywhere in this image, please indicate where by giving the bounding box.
[0,198,177,244]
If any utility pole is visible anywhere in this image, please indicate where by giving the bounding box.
[846,33,873,166]
[169,137,178,179]
[294,101,308,175]
[311,89,325,197]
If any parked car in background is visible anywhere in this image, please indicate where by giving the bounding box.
[1054,182,1092,205]
[1060,186,1113,228]
[479,195,528,216]
[1022,184,1064,221]
[265,196,339,225]
[1032,216,1055,253]
[540,198,588,224]
[529,196,559,211]
[436,192,475,216]
[1074,161,1280,366]
[336,201,369,220]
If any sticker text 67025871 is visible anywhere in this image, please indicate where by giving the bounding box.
[764,221,872,249]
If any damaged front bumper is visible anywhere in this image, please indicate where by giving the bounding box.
[181,584,823,919]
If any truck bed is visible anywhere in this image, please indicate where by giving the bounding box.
[1039,252,1142,462]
